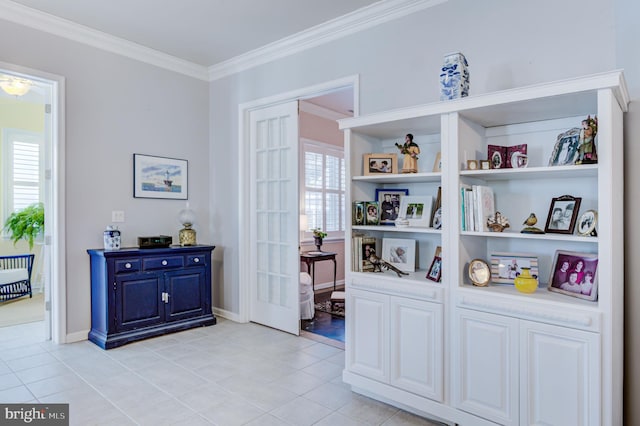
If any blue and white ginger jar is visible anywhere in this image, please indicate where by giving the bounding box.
[440,52,470,101]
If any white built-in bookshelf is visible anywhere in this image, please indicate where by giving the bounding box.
[339,70,628,426]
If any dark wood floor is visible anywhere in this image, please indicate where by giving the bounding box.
[300,288,345,342]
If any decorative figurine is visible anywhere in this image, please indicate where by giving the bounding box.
[367,248,409,277]
[395,133,420,173]
[576,115,598,164]
[521,212,544,234]
[487,211,510,232]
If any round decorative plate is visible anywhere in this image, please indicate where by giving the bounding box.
[577,209,597,236]
[468,259,490,286]
[433,207,442,229]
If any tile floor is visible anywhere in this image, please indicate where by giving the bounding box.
[0,319,444,425]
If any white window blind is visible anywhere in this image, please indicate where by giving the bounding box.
[301,139,345,239]
[2,130,43,228]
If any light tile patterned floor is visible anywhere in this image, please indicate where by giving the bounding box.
[0,319,444,425]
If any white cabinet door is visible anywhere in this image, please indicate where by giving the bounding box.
[520,320,600,426]
[390,296,443,401]
[455,308,519,426]
[347,289,389,382]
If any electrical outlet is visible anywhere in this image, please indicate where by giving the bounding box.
[112,210,125,223]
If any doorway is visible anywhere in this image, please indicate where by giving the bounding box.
[239,76,357,339]
[0,63,65,344]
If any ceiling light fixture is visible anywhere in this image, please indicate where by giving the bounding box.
[0,75,33,97]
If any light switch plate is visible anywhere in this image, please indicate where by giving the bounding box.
[112,210,125,222]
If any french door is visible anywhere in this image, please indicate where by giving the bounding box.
[248,101,300,334]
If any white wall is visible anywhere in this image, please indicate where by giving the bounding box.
[0,19,210,335]
[209,0,617,312]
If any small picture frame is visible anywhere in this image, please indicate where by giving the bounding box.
[426,256,442,282]
[490,252,539,284]
[468,259,490,287]
[381,238,416,272]
[375,188,409,225]
[432,152,442,172]
[364,201,380,225]
[353,201,365,226]
[466,160,478,170]
[544,195,582,234]
[548,250,598,301]
[430,186,442,228]
[398,196,433,228]
[364,153,397,175]
[488,145,506,169]
[480,160,491,170]
[548,127,581,166]
[577,210,598,236]
[133,154,188,200]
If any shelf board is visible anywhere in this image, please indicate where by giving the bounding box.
[460,164,597,181]
[354,225,441,234]
[460,230,598,243]
[352,172,442,184]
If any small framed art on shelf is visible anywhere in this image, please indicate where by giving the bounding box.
[381,238,416,272]
[544,195,582,234]
[490,252,539,284]
[398,196,433,228]
[364,153,397,175]
[548,250,598,301]
[375,188,408,225]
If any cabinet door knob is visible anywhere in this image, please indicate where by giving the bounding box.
[125,263,131,269]
[194,258,200,263]
[162,260,168,266]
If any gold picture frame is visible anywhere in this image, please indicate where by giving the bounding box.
[364,153,397,176]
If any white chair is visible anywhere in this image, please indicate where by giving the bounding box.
[299,272,314,320]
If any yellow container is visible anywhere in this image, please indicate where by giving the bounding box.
[514,267,538,294]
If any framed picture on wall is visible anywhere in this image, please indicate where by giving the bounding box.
[133,154,188,200]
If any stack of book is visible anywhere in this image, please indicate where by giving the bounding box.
[352,234,378,272]
[460,184,495,232]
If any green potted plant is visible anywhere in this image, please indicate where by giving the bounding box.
[3,202,44,250]
[312,228,327,251]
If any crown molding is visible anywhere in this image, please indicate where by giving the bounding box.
[0,0,447,82]
[208,0,448,81]
[0,0,209,81]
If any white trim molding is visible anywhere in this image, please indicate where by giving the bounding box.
[0,0,447,81]
[208,0,448,80]
[0,0,209,80]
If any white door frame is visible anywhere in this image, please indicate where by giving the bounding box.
[0,61,66,344]
[237,75,359,322]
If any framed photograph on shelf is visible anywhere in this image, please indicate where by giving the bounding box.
[544,195,582,234]
[488,145,506,169]
[133,154,188,200]
[426,256,442,282]
[490,252,539,284]
[398,196,433,228]
[432,152,442,172]
[548,127,581,166]
[469,258,490,287]
[352,201,365,226]
[430,186,442,228]
[375,188,408,225]
[548,250,598,301]
[364,201,380,225]
[381,238,416,272]
[506,144,528,168]
[364,153,397,175]
[577,209,598,236]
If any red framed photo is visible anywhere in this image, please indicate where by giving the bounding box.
[426,256,442,282]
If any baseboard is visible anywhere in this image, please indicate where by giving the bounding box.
[314,279,346,292]
[65,329,89,343]
[213,307,243,322]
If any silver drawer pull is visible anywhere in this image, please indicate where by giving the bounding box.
[162,260,168,266]
[194,258,200,263]
[125,263,132,269]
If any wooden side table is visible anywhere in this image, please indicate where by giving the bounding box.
[300,251,337,291]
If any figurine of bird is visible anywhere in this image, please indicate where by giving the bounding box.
[367,250,409,277]
[523,213,537,226]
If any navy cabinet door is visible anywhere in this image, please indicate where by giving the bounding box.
[115,272,164,332]
[164,268,206,322]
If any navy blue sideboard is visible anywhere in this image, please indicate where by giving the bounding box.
[87,245,216,349]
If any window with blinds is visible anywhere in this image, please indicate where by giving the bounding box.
[301,139,345,239]
[2,130,43,227]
